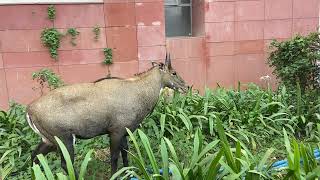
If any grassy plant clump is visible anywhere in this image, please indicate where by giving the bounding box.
[41,28,62,60]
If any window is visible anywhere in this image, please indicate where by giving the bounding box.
[165,0,192,37]
[0,0,102,4]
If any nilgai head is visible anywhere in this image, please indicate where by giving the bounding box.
[154,53,188,93]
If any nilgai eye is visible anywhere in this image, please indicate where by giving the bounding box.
[172,72,177,75]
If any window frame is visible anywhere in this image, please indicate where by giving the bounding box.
[164,0,191,6]
[164,0,193,37]
[0,0,103,5]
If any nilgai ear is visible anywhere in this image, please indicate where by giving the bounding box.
[165,53,172,69]
[151,61,158,67]
[164,53,172,69]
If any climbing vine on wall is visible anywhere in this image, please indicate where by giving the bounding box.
[41,8,81,59]
[41,28,62,60]
[67,28,80,46]
[103,48,113,76]
[32,68,64,95]
[103,48,113,65]
[92,25,100,41]
[47,5,56,21]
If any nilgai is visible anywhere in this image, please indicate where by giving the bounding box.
[26,54,188,176]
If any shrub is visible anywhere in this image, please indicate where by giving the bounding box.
[32,68,64,95]
[0,102,39,180]
[267,32,320,93]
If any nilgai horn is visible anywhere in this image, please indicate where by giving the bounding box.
[26,54,188,176]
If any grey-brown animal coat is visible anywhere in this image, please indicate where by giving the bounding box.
[26,56,187,176]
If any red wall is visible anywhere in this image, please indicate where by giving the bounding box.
[0,0,319,109]
[204,0,319,89]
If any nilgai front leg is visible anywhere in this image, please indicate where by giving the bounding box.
[110,133,123,175]
[120,136,129,167]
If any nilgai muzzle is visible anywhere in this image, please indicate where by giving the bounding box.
[26,54,188,176]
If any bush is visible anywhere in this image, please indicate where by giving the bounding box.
[267,32,320,93]
[0,102,39,179]
[32,68,64,93]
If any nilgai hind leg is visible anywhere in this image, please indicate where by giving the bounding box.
[110,133,125,174]
[31,141,56,165]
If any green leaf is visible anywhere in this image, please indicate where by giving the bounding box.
[127,151,151,180]
[32,164,47,180]
[160,139,169,179]
[37,154,55,180]
[257,148,274,171]
[56,173,68,180]
[216,117,237,172]
[55,136,76,180]
[79,149,93,180]
[205,149,223,180]
[138,129,159,174]
[177,113,192,131]
[160,114,166,138]
[126,128,145,168]
[292,139,301,176]
[190,129,201,168]
[110,166,137,180]
[283,128,292,158]
[164,137,184,180]
[300,144,310,174]
[235,141,241,172]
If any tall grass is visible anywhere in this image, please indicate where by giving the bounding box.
[31,137,93,180]
[112,118,320,179]
[1,83,320,179]
[143,84,320,149]
[0,102,39,179]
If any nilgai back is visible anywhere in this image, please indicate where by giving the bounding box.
[26,54,188,176]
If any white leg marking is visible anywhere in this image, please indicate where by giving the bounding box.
[72,134,76,145]
[26,113,50,143]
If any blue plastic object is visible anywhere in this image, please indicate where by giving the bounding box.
[271,149,320,169]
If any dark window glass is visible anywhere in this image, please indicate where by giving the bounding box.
[165,0,178,5]
[180,0,190,4]
[165,0,192,37]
